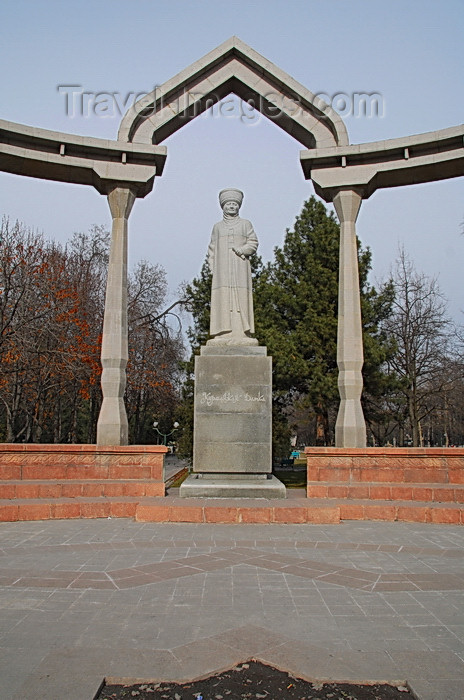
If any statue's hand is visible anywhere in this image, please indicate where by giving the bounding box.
[232,247,246,260]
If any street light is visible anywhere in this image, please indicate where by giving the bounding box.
[152,421,180,446]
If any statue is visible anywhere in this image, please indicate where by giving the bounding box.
[207,188,259,345]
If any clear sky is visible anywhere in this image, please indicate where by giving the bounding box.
[1,0,463,320]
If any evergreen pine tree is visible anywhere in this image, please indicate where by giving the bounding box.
[254,196,394,446]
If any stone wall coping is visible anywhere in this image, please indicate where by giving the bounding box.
[305,447,464,456]
[0,444,168,454]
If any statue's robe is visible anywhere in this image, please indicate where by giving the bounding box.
[208,216,258,337]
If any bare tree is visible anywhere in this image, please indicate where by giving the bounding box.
[382,248,460,446]
[126,260,184,443]
[0,219,184,444]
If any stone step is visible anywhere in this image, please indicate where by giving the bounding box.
[137,497,463,525]
[135,496,341,524]
[0,495,341,524]
[0,479,165,499]
[336,499,463,524]
[0,497,142,521]
[307,481,464,503]
[136,497,463,525]
[1,494,462,524]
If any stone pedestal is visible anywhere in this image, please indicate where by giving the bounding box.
[180,345,285,498]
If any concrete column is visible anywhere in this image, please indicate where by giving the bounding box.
[333,188,367,447]
[97,186,136,445]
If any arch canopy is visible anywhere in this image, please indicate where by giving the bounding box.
[118,36,348,150]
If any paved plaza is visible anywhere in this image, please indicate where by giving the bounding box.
[0,519,463,700]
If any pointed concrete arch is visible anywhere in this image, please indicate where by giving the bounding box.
[1,38,462,448]
[118,36,348,149]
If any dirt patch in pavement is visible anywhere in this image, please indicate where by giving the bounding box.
[98,659,414,699]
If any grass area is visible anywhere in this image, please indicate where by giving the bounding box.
[273,466,307,488]
[293,457,307,467]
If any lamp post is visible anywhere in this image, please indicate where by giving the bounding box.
[152,421,180,446]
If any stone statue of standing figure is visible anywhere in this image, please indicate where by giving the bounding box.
[207,188,259,345]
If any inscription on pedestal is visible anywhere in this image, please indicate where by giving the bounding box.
[193,347,272,474]
[199,391,265,407]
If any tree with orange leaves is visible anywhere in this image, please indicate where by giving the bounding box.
[0,218,184,443]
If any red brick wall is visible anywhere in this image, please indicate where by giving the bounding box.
[0,444,167,481]
[305,447,464,494]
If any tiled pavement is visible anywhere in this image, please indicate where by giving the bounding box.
[0,520,463,700]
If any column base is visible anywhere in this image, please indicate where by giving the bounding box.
[96,398,128,446]
[180,473,286,499]
[335,399,366,447]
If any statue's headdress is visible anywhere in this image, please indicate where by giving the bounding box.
[219,188,243,207]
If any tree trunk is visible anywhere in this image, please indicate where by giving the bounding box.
[315,404,329,446]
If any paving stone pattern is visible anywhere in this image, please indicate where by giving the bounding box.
[0,520,463,700]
